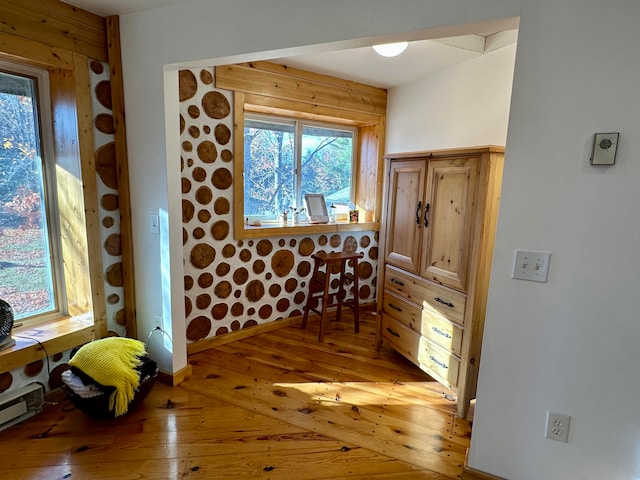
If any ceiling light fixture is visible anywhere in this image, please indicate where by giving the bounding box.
[372,41,408,57]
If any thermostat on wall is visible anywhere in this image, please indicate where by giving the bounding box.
[590,132,619,165]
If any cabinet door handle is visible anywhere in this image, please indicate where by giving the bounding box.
[432,326,452,339]
[434,297,454,308]
[386,327,400,338]
[429,355,448,369]
[388,303,403,312]
[423,203,430,227]
[415,201,422,225]
[390,278,405,287]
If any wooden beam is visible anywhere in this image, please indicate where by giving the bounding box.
[0,0,108,61]
[106,16,137,339]
[0,30,73,70]
[216,63,386,117]
[72,52,108,338]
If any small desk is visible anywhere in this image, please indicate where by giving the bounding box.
[301,251,364,342]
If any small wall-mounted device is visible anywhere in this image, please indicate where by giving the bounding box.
[590,132,619,165]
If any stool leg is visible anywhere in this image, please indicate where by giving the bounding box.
[352,257,360,334]
[301,258,321,330]
[335,259,347,323]
[318,261,331,342]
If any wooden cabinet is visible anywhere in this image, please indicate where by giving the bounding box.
[377,146,504,418]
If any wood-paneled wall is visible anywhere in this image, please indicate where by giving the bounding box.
[0,0,107,61]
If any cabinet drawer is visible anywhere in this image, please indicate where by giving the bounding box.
[422,312,463,357]
[418,338,460,388]
[381,291,421,330]
[383,290,463,356]
[381,314,421,361]
[384,265,466,326]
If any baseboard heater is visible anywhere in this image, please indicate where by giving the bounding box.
[0,383,44,432]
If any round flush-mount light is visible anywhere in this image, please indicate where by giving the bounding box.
[372,41,408,57]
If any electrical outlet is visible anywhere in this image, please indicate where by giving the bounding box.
[545,411,570,443]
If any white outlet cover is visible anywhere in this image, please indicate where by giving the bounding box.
[512,250,551,283]
[545,411,571,443]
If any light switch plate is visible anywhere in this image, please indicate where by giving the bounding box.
[512,250,551,283]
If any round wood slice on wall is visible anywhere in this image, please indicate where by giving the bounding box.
[106,262,123,287]
[190,243,216,269]
[90,60,104,74]
[212,168,232,189]
[214,281,232,298]
[192,167,207,182]
[104,233,121,256]
[179,70,198,102]
[24,360,44,377]
[271,250,294,277]
[95,142,118,189]
[211,220,230,240]
[115,308,126,325]
[182,177,192,193]
[198,272,214,288]
[200,69,213,85]
[197,140,217,163]
[188,105,200,118]
[256,239,273,256]
[95,113,115,134]
[214,123,231,145]
[202,91,231,119]
[245,279,265,302]
[182,199,195,223]
[186,316,211,341]
[211,303,228,320]
[95,80,112,109]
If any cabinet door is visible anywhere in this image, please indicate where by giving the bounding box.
[420,157,479,292]
[384,160,425,273]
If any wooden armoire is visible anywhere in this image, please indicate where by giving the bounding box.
[376,146,504,418]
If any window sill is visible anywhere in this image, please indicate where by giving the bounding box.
[0,315,95,373]
[237,221,380,239]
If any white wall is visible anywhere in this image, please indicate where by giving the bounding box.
[118,0,640,478]
[118,0,520,375]
[471,1,640,479]
[386,43,516,153]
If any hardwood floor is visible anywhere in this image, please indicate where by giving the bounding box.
[0,312,473,479]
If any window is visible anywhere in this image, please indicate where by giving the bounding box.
[0,62,64,325]
[244,113,356,220]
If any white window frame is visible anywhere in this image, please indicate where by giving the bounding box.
[0,60,66,327]
[243,112,357,222]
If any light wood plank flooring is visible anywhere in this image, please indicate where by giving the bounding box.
[0,312,473,479]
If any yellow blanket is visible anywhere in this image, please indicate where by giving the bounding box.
[69,337,147,417]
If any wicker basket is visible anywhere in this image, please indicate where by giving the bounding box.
[63,364,158,419]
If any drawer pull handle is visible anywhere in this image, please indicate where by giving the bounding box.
[432,326,452,339]
[416,201,422,225]
[429,355,448,369]
[386,327,400,338]
[435,297,454,308]
[390,278,405,287]
[388,303,402,312]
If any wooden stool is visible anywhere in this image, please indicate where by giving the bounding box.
[301,251,364,342]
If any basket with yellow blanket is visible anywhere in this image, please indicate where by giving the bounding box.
[62,337,158,418]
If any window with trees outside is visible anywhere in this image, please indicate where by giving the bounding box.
[0,62,63,326]
[244,113,356,221]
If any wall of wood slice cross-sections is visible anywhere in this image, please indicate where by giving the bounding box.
[179,68,379,344]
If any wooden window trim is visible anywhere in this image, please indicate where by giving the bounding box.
[216,62,386,239]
